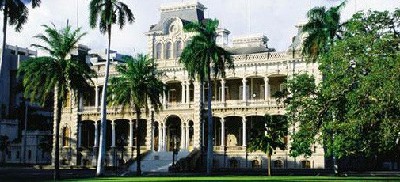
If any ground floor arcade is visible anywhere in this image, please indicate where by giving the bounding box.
[59,112,324,169]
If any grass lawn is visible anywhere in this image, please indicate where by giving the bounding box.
[61,176,400,182]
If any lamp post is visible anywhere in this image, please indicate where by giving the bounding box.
[172,135,179,165]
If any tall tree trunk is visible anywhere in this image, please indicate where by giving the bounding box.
[96,26,112,176]
[267,153,271,176]
[135,106,141,176]
[0,2,8,114]
[206,62,213,175]
[54,86,62,180]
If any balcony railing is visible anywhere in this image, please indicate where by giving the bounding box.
[213,146,246,151]
[80,99,284,114]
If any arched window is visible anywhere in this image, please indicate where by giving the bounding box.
[165,42,172,59]
[156,43,162,59]
[62,127,70,147]
[176,40,182,57]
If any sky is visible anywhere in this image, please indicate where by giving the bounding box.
[5,0,400,56]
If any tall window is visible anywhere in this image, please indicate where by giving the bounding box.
[176,40,182,57]
[62,127,70,147]
[165,42,172,59]
[156,43,162,59]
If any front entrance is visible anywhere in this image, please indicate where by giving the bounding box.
[166,116,181,151]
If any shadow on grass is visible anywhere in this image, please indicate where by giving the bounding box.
[60,176,400,182]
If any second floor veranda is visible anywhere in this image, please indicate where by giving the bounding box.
[77,74,287,113]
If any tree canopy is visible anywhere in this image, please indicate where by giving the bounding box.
[287,9,400,160]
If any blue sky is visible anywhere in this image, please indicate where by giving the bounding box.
[4,0,400,56]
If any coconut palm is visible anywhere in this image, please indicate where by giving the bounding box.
[247,115,288,176]
[179,19,233,175]
[302,1,346,60]
[0,0,41,109]
[89,0,134,176]
[108,54,163,176]
[18,24,93,180]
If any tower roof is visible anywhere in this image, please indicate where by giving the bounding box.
[148,1,206,33]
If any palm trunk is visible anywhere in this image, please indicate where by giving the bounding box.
[0,2,8,110]
[206,62,213,175]
[96,26,112,176]
[54,86,62,180]
[267,153,271,176]
[135,106,141,176]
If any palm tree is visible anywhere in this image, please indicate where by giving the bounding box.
[302,1,346,60]
[179,19,233,175]
[0,0,41,109]
[18,24,93,180]
[108,54,164,176]
[89,0,134,176]
[247,115,287,176]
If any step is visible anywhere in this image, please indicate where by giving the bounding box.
[129,150,190,173]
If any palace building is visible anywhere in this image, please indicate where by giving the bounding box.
[56,1,325,172]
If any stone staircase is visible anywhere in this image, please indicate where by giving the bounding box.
[129,150,190,173]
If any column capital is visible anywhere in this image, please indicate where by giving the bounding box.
[242,116,247,122]
[220,117,225,123]
[265,76,269,82]
[221,78,225,84]
[242,77,247,83]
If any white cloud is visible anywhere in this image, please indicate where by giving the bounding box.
[2,0,399,56]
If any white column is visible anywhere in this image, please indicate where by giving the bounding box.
[94,121,98,147]
[251,78,254,100]
[265,77,270,100]
[221,79,225,103]
[181,124,185,149]
[95,86,99,108]
[162,123,167,151]
[158,123,162,152]
[78,122,82,148]
[163,85,167,108]
[181,81,186,104]
[185,124,190,149]
[111,120,116,147]
[221,118,225,147]
[242,116,247,147]
[129,120,134,147]
[186,81,190,103]
[201,119,205,147]
[242,78,247,102]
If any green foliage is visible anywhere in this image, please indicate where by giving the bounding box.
[0,0,41,31]
[302,1,346,61]
[89,0,134,34]
[247,115,288,155]
[287,9,400,159]
[180,19,234,82]
[108,54,164,114]
[18,24,94,105]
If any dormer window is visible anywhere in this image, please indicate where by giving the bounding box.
[166,42,172,59]
[156,43,162,59]
[176,40,182,57]
[169,25,177,33]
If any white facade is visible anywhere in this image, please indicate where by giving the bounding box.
[56,2,325,171]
